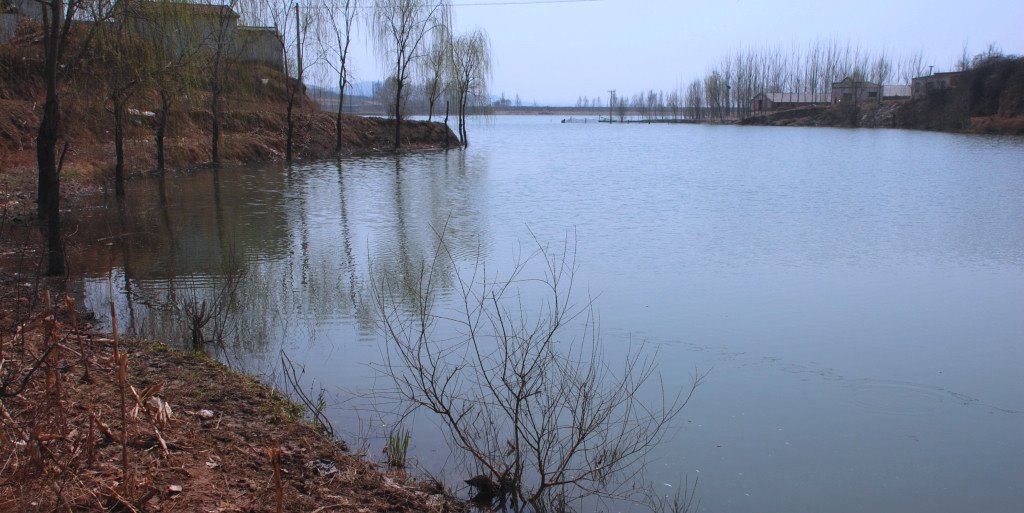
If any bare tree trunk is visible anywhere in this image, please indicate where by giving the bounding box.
[113,97,126,197]
[211,74,221,164]
[443,100,450,149]
[459,87,469,147]
[393,80,403,150]
[37,0,65,275]
[287,2,302,162]
[286,93,295,161]
[36,1,62,219]
[335,75,344,152]
[36,79,59,220]
[156,90,169,173]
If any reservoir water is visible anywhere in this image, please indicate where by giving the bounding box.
[72,117,1024,513]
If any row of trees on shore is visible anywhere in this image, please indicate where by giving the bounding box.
[20,0,491,275]
[596,40,931,122]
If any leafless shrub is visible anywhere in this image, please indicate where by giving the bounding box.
[172,256,246,352]
[373,231,705,512]
[648,476,701,513]
[279,351,335,437]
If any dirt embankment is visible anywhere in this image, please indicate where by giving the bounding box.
[0,25,459,193]
[741,57,1024,134]
[739,101,906,129]
[0,276,462,512]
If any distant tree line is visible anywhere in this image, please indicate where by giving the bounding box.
[599,39,931,123]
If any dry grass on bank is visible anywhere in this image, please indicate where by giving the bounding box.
[0,279,461,513]
[0,24,459,191]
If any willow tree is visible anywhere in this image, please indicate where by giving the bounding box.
[97,0,154,197]
[252,0,318,161]
[205,0,241,164]
[372,0,450,149]
[321,0,358,152]
[448,29,490,148]
[419,24,449,122]
[136,0,203,172]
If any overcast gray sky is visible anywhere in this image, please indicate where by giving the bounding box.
[342,0,1024,105]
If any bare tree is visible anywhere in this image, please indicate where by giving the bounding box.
[704,71,726,121]
[371,0,450,149]
[685,79,702,121]
[250,0,321,161]
[320,0,357,152]
[34,0,111,274]
[135,0,204,173]
[615,95,628,122]
[96,0,153,197]
[419,23,449,122]
[205,0,241,165]
[373,233,703,512]
[448,28,490,147]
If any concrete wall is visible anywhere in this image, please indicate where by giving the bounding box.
[1,13,17,43]
[911,74,962,99]
[235,27,283,71]
[831,82,881,104]
[13,0,42,20]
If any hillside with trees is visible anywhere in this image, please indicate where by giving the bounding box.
[895,54,1024,134]
[1,0,494,277]
[0,19,455,179]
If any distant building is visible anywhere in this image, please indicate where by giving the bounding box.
[235,26,284,70]
[911,71,963,99]
[831,77,882,104]
[125,1,283,71]
[0,14,16,42]
[750,92,829,113]
[881,85,911,99]
[2,0,284,70]
[1,0,43,43]
[6,0,42,20]
[121,1,238,58]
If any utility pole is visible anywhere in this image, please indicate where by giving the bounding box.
[607,89,615,123]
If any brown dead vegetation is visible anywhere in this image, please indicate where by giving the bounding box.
[0,278,463,513]
[0,23,458,189]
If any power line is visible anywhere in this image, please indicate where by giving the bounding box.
[451,0,601,5]
[305,0,601,8]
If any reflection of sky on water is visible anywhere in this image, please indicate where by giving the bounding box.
[74,118,1024,513]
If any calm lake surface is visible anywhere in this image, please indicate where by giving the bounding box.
[72,117,1024,513]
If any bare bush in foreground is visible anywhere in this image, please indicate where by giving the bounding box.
[373,233,704,512]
